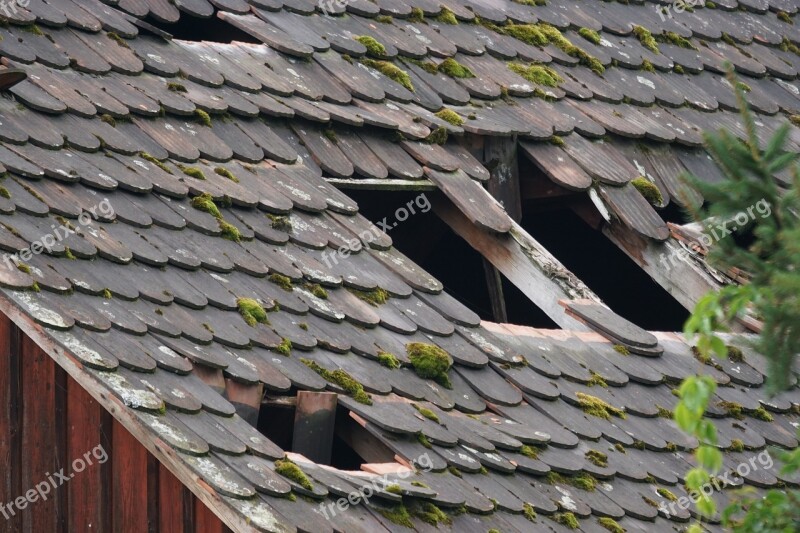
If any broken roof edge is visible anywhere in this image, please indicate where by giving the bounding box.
[0,290,282,533]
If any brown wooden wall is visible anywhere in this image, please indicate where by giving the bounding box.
[0,314,233,533]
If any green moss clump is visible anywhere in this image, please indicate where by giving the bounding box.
[587,371,608,388]
[355,35,387,57]
[20,24,44,36]
[549,135,565,147]
[656,406,673,418]
[520,444,542,459]
[778,11,793,24]
[30,281,40,292]
[274,459,313,491]
[214,167,239,183]
[437,58,475,78]
[408,7,424,23]
[301,359,372,405]
[413,502,451,526]
[100,114,116,127]
[553,512,579,529]
[673,64,685,74]
[0,186,9,199]
[275,338,292,356]
[167,82,187,92]
[578,27,601,44]
[657,488,678,502]
[191,193,221,218]
[424,126,448,145]
[641,59,655,72]
[16,263,30,274]
[613,344,630,356]
[417,432,433,449]
[378,505,413,528]
[508,62,562,87]
[661,32,696,50]
[664,442,678,452]
[349,287,390,306]
[237,298,268,327]
[585,449,608,467]
[139,152,173,174]
[572,472,597,491]
[412,404,440,423]
[385,484,402,494]
[727,345,744,362]
[219,220,241,242]
[718,400,744,419]
[375,14,392,23]
[107,32,130,48]
[478,466,489,475]
[181,166,206,180]
[447,466,462,477]
[598,517,625,533]
[614,443,626,454]
[576,392,626,420]
[407,343,452,388]
[64,247,75,260]
[269,273,294,291]
[303,282,328,299]
[632,26,658,53]
[435,109,464,127]
[377,351,400,369]
[752,406,774,422]
[523,502,537,522]
[266,213,292,231]
[631,177,663,206]
[194,109,212,127]
[504,23,549,46]
[362,59,413,92]
[435,7,458,24]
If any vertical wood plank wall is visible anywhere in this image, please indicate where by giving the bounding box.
[0,315,233,533]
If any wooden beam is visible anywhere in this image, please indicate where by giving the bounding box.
[224,379,263,427]
[600,221,721,312]
[484,135,521,222]
[66,378,104,532]
[292,391,337,465]
[433,198,598,330]
[0,316,20,533]
[482,258,508,323]
[111,419,149,533]
[20,335,58,533]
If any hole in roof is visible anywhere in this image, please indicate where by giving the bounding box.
[146,14,260,44]
[522,207,689,331]
[258,397,392,470]
[345,189,556,327]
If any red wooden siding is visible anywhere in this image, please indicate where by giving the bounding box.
[0,315,233,533]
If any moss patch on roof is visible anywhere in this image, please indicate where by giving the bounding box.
[576,392,626,419]
[237,298,269,327]
[355,36,387,57]
[508,62,562,87]
[406,342,453,388]
[274,459,313,491]
[301,359,372,405]
[361,59,414,92]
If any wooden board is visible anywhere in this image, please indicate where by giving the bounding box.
[425,168,512,234]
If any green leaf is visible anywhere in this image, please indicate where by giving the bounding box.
[685,468,710,490]
[697,445,723,473]
[696,493,716,517]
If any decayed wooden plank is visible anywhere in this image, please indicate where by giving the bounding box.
[20,335,58,533]
[292,391,337,465]
[425,168,512,233]
[519,140,592,192]
[0,316,20,533]
[66,378,104,532]
[111,419,149,533]
[433,198,596,330]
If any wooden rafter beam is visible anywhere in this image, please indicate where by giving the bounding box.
[433,197,598,331]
